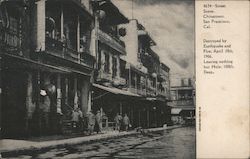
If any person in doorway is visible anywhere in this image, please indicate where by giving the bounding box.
[123,114,130,132]
[114,113,122,131]
[39,90,51,133]
[95,110,102,133]
[87,110,95,135]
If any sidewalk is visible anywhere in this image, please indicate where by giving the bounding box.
[0,125,181,154]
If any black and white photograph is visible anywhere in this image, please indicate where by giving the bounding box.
[0,0,195,158]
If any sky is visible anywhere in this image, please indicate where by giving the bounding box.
[112,0,195,86]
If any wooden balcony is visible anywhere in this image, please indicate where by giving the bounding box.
[172,99,194,106]
[113,76,126,86]
[45,36,95,68]
[96,70,112,82]
[97,29,126,55]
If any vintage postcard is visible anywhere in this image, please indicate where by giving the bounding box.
[0,0,249,158]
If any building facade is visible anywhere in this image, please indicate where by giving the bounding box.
[0,0,95,137]
[0,0,172,138]
[170,78,195,125]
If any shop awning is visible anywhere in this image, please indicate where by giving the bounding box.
[171,108,182,115]
[93,83,140,97]
[171,107,195,115]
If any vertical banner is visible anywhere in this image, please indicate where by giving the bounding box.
[196,1,249,158]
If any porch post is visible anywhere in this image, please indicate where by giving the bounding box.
[56,74,62,114]
[25,73,34,132]
[65,77,69,106]
[73,77,78,109]
[60,4,64,40]
[147,106,150,128]
[35,0,46,52]
[119,102,122,115]
[81,78,90,116]
[77,15,80,62]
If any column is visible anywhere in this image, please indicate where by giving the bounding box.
[60,4,64,40]
[119,102,122,115]
[56,74,62,114]
[77,15,80,62]
[109,54,113,75]
[35,0,46,51]
[65,77,69,106]
[116,56,120,78]
[25,73,34,131]
[73,77,78,109]
[81,78,90,115]
[147,107,150,128]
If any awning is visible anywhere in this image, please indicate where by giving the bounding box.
[171,107,195,115]
[171,108,182,115]
[93,83,140,97]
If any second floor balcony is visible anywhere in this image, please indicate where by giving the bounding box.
[97,29,126,55]
[45,36,95,68]
[171,99,194,106]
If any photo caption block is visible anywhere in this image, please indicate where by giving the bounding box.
[196,1,249,158]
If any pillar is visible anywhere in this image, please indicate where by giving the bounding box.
[25,73,35,131]
[56,74,62,114]
[147,107,150,128]
[77,15,80,62]
[81,78,90,115]
[35,0,46,51]
[73,77,78,109]
[109,54,113,75]
[65,77,69,106]
[60,4,64,40]
[116,56,120,78]
[119,102,122,115]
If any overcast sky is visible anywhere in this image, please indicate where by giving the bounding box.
[112,0,195,86]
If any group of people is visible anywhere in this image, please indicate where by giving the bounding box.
[71,109,102,135]
[114,113,130,132]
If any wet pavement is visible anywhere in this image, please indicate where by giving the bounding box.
[3,127,195,159]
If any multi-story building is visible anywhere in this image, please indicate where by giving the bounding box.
[170,78,195,125]
[0,0,95,137]
[0,0,173,137]
[120,20,171,128]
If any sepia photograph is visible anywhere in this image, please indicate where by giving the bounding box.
[0,0,195,158]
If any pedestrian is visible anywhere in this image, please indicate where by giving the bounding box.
[114,113,122,131]
[123,114,130,131]
[87,110,95,135]
[39,90,51,134]
[95,110,102,133]
[71,107,83,132]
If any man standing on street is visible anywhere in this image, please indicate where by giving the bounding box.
[123,114,130,132]
[87,110,95,135]
[95,110,102,133]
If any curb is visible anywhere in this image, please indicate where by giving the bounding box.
[0,125,182,157]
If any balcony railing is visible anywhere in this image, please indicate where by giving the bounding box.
[172,99,194,106]
[96,70,112,82]
[97,29,126,54]
[113,76,126,86]
[45,36,94,68]
[146,86,156,96]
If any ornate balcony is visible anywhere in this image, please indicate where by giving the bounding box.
[113,76,126,86]
[172,99,194,106]
[45,36,95,68]
[96,70,112,82]
[97,29,126,55]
